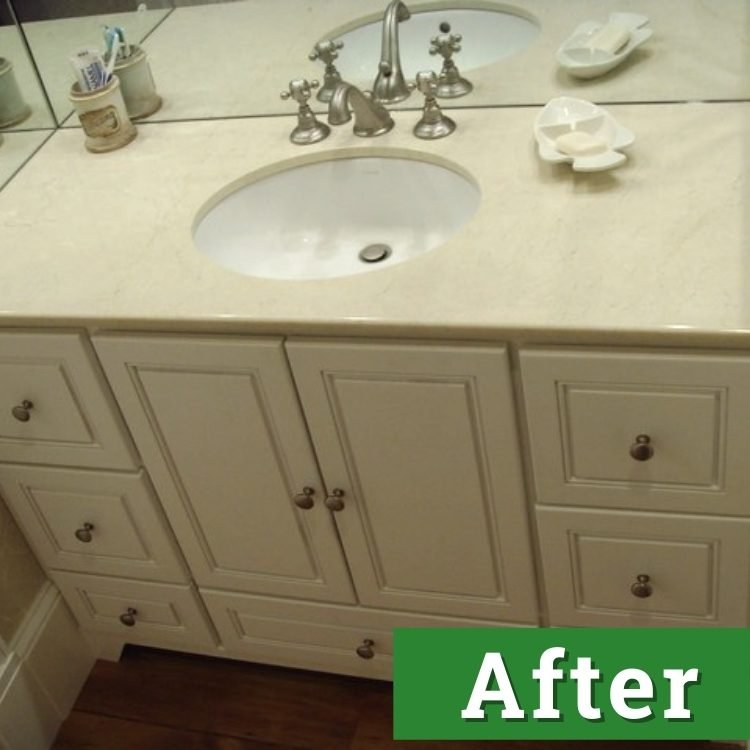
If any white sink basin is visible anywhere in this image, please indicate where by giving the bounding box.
[193,155,480,281]
[330,5,539,83]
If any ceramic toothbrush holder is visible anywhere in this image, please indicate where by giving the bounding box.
[0,57,31,129]
[69,75,137,153]
[114,44,161,120]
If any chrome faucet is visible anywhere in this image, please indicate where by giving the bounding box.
[372,0,412,104]
[328,81,394,137]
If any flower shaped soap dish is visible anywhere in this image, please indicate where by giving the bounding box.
[534,97,634,172]
[557,12,652,79]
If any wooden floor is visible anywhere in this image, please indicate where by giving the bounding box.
[53,646,735,750]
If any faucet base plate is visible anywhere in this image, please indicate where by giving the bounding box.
[290,122,331,145]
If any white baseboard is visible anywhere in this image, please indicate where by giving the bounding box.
[0,583,95,750]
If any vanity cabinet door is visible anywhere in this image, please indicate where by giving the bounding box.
[536,506,750,627]
[286,340,538,623]
[0,330,136,469]
[93,335,355,604]
[520,347,750,516]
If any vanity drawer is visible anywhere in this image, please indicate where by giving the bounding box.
[0,465,186,582]
[202,590,528,680]
[0,331,136,469]
[520,348,750,515]
[52,572,216,649]
[537,506,750,627]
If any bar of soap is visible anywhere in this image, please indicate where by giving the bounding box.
[585,23,630,54]
[555,131,609,156]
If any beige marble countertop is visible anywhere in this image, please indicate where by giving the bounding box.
[0,101,748,344]
[0,130,50,189]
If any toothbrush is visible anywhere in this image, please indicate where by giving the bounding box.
[118,27,131,59]
[103,25,130,61]
[103,37,120,82]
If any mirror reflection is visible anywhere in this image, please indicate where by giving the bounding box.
[0,0,55,190]
[0,0,55,129]
[7,0,750,130]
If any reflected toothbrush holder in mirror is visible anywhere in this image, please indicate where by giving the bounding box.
[0,57,32,129]
[114,44,162,120]
[69,75,137,153]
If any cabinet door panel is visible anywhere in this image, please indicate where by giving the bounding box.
[0,331,135,469]
[93,335,354,603]
[520,348,750,515]
[287,340,538,623]
[537,506,750,627]
[52,572,216,649]
[0,466,186,582]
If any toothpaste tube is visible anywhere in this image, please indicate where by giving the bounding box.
[70,48,108,91]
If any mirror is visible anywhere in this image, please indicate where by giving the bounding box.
[6,0,750,130]
[0,0,55,189]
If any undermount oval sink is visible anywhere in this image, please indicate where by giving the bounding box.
[331,6,539,83]
[193,155,480,281]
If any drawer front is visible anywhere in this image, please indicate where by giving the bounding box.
[202,590,530,680]
[0,331,135,469]
[537,506,750,627]
[0,466,186,582]
[521,348,750,515]
[52,572,216,649]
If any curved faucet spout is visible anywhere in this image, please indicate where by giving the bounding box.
[328,82,394,137]
[373,0,412,104]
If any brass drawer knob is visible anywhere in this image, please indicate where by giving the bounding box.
[11,400,34,422]
[324,488,345,512]
[119,607,138,627]
[356,638,375,659]
[293,486,315,510]
[74,522,95,543]
[629,434,654,461]
[630,574,653,598]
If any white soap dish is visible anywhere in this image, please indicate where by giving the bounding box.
[557,13,652,79]
[534,97,634,172]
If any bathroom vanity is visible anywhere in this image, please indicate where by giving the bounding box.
[0,94,748,680]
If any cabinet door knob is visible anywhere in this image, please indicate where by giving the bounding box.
[630,574,653,598]
[74,522,95,543]
[324,488,345,512]
[11,400,34,422]
[356,638,375,659]
[629,434,654,461]
[293,486,315,510]
[119,607,138,627]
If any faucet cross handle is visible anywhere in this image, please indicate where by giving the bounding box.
[280,78,318,106]
[429,32,463,60]
[309,40,345,102]
[280,79,330,145]
[309,39,344,66]
[414,70,439,98]
[412,70,456,140]
[428,29,473,99]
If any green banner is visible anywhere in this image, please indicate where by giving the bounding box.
[394,628,750,740]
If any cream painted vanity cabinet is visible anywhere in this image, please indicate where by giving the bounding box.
[92,334,538,677]
[520,348,750,629]
[8,332,750,681]
[0,330,216,653]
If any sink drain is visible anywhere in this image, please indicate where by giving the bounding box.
[358,244,392,264]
